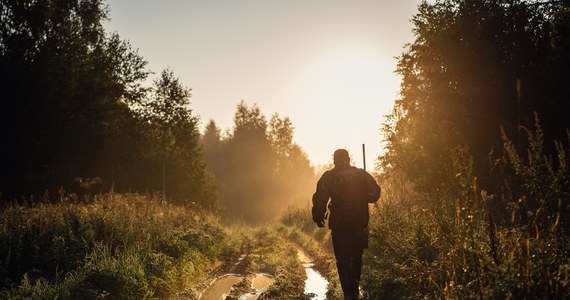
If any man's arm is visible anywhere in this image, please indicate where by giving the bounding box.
[365,172,381,203]
[312,173,330,227]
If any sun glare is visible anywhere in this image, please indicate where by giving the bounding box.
[303,45,385,107]
[294,43,397,167]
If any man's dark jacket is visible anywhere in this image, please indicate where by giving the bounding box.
[312,165,381,230]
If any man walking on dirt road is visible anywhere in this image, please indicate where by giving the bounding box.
[312,149,381,300]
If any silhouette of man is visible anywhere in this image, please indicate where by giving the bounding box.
[312,149,381,300]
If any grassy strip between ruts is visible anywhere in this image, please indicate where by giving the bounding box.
[220,225,310,300]
[279,208,343,299]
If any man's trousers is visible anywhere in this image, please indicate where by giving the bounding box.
[331,228,368,300]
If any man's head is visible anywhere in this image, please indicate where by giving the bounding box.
[333,149,350,167]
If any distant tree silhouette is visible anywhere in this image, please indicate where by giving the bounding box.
[202,120,225,178]
[136,69,215,205]
[223,101,276,220]
[203,102,314,221]
[269,114,314,210]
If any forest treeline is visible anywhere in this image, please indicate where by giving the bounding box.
[0,0,314,217]
[1,0,213,203]
[382,0,570,194]
[379,0,570,235]
[202,103,315,221]
[368,0,569,298]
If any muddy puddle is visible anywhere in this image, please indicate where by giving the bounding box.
[199,274,243,300]
[296,247,328,300]
[199,247,327,300]
[199,273,274,300]
[240,273,276,300]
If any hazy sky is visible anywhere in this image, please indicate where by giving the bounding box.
[104,0,423,168]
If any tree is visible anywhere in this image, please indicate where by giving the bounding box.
[138,68,215,205]
[269,114,315,209]
[202,119,225,178]
[0,0,149,198]
[0,0,219,206]
[269,113,294,159]
[203,102,315,221]
[140,68,193,199]
[381,0,570,202]
[221,101,276,220]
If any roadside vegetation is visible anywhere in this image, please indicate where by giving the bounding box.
[363,122,569,299]
[0,195,324,299]
[0,193,225,299]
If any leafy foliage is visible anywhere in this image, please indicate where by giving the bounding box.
[135,69,216,205]
[381,0,570,198]
[0,0,216,206]
[1,0,147,195]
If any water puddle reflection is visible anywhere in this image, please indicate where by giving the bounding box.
[241,273,275,300]
[199,273,275,300]
[199,274,243,300]
[296,248,328,299]
[200,247,327,300]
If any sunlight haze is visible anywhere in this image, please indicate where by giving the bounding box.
[104,0,422,168]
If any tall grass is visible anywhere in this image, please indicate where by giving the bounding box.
[362,120,569,299]
[0,193,225,299]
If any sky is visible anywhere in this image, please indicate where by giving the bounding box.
[103,0,423,169]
